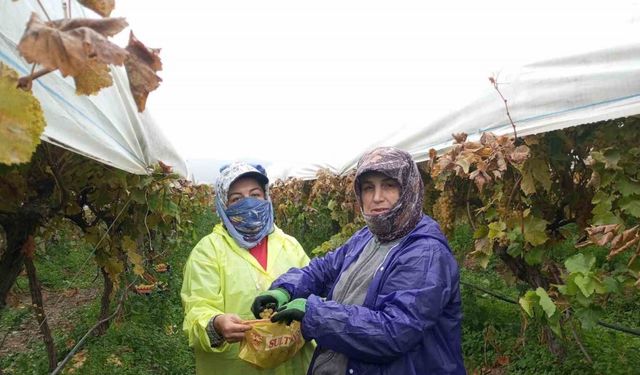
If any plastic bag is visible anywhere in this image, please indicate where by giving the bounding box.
[238,319,305,369]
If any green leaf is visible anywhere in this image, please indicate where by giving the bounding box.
[565,253,596,274]
[575,290,592,307]
[131,189,146,204]
[603,276,621,294]
[548,314,563,337]
[574,274,596,298]
[523,215,548,246]
[164,200,180,217]
[617,177,640,197]
[506,241,523,257]
[0,62,46,164]
[535,287,556,318]
[520,170,536,196]
[488,221,506,240]
[619,195,640,218]
[529,158,552,192]
[591,149,621,169]
[148,194,161,212]
[473,225,489,239]
[574,306,604,330]
[524,246,545,265]
[591,191,609,205]
[519,291,538,317]
[560,274,580,296]
[602,149,622,169]
[591,198,621,225]
[507,227,522,241]
[558,222,579,240]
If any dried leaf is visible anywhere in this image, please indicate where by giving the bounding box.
[427,148,437,169]
[158,160,173,174]
[452,132,467,143]
[480,132,496,145]
[67,349,88,373]
[124,32,162,112]
[73,59,112,95]
[107,354,123,366]
[577,224,640,260]
[509,145,530,164]
[0,62,46,164]
[18,13,128,77]
[53,17,126,37]
[78,0,115,17]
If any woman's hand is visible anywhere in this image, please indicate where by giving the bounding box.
[213,314,252,343]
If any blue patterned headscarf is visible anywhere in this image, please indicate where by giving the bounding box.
[215,162,275,249]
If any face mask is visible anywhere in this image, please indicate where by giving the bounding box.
[216,196,274,249]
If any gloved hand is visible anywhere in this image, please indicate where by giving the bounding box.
[251,288,290,319]
[271,298,306,325]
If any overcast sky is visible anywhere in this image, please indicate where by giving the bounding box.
[112,0,639,180]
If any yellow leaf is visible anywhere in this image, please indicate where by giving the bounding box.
[78,0,115,17]
[123,236,145,276]
[74,60,113,95]
[18,13,128,77]
[0,62,46,164]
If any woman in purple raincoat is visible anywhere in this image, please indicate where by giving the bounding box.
[252,147,465,375]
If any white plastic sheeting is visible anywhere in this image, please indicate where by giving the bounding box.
[0,0,188,176]
[265,42,640,180]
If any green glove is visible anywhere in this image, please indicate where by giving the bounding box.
[251,288,290,319]
[271,298,306,325]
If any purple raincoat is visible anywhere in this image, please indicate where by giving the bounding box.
[272,215,465,375]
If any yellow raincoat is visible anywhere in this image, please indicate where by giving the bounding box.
[181,223,314,375]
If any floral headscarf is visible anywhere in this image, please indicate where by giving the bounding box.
[214,162,274,249]
[354,147,424,242]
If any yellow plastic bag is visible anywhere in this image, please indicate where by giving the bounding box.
[238,319,305,369]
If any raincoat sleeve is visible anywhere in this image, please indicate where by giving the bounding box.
[271,236,352,299]
[301,238,457,364]
[181,237,230,353]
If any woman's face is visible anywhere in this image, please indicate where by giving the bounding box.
[360,172,401,216]
[227,176,265,206]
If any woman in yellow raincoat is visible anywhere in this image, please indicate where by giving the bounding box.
[181,162,314,374]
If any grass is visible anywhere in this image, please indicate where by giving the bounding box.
[450,224,640,375]
[0,209,217,375]
[2,215,638,374]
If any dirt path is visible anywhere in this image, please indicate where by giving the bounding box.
[0,286,99,358]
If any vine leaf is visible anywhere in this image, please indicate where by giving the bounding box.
[564,253,595,274]
[0,62,46,165]
[74,59,113,95]
[576,224,640,260]
[452,132,467,143]
[18,13,128,78]
[78,0,115,17]
[522,215,548,246]
[619,196,640,218]
[590,149,621,170]
[122,236,144,276]
[616,177,640,197]
[124,31,162,112]
[519,290,537,317]
[527,158,552,192]
[535,287,556,318]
